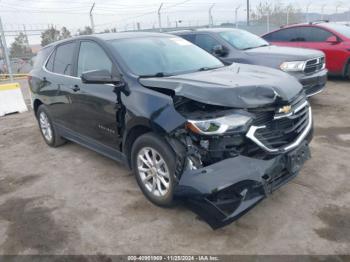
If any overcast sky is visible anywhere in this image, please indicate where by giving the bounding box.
[0,0,349,44]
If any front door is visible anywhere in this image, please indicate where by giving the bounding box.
[70,40,122,148]
[295,26,345,74]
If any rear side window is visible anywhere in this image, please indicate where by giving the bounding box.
[77,41,112,77]
[180,34,196,43]
[195,34,220,52]
[33,47,52,69]
[297,27,333,42]
[46,50,55,72]
[52,42,76,75]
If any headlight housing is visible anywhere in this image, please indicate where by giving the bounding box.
[280,61,306,72]
[186,112,252,135]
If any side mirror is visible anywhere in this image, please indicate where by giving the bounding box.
[326,36,339,44]
[81,70,121,84]
[212,45,227,57]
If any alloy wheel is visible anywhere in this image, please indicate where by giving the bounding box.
[39,112,53,142]
[137,147,171,197]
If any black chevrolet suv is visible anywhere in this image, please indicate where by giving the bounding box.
[29,33,313,229]
[173,28,328,97]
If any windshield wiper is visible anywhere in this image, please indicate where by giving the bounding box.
[243,44,270,50]
[197,66,223,72]
[139,72,172,78]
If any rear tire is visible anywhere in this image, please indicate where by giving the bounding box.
[131,132,177,207]
[37,105,66,147]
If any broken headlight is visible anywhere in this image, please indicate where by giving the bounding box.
[280,61,306,72]
[186,112,252,135]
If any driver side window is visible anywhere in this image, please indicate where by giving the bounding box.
[195,34,220,53]
[77,41,113,77]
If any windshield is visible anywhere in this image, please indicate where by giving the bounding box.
[108,36,224,76]
[219,30,269,50]
[324,24,350,38]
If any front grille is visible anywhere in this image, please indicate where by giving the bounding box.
[304,57,325,74]
[254,105,309,148]
[247,94,310,152]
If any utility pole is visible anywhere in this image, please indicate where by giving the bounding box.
[209,3,215,27]
[235,5,241,28]
[0,16,13,81]
[90,2,95,33]
[246,0,250,26]
[158,3,163,32]
[335,3,342,21]
[167,15,171,28]
[321,4,327,20]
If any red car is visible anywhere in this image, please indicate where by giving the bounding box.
[262,22,350,78]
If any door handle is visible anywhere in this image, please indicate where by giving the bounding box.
[72,85,80,92]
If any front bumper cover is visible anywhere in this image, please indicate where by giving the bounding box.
[297,69,328,97]
[175,144,310,229]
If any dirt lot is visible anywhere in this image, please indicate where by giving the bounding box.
[0,78,349,255]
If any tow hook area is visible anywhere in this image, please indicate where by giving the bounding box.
[174,155,299,229]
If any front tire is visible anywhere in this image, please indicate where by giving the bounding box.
[131,133,177,207]
[37,105,66,147]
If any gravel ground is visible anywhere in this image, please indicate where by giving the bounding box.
[0,78,349,255]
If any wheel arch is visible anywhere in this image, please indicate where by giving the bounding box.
[122,119,165,169]
[33,99,43,117]
[343,57,350,77]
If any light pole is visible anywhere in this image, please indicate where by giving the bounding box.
[247,0,250,26]
[209,3,215,27]
[335,2,342,21]
[235,5,241,28]
[89,2,95,33]
[158,3,163,32]
[0,16,13,81]
[306,2,312,23]
[321,4,327,20]
[286,6,290,25]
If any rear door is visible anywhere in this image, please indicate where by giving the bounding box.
[42,41,78,130]
[70,40,122,148]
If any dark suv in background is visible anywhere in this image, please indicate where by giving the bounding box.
[262,22,350,78]
[29,33,313,229]
[173,28,327,97]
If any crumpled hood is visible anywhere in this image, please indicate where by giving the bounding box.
[245,45,324,60]
[139,63,303,108]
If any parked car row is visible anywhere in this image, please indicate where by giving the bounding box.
[262,21,350,78]
[28,22,348,229]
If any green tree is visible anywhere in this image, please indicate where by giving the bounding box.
[41,27,61,47]
[10,32,33,58]
[60,27,71,39]
[251,1,302,26]
[40,26,72,47]
[78,26,93,35]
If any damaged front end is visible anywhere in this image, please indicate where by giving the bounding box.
[140,65,313,229]
[167,93,312,229]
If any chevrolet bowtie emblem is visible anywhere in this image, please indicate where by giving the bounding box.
[279,105,292,114]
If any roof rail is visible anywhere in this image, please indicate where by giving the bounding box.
[165,28,196,33]
[309,20,329,25]
[280,22,299,28]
